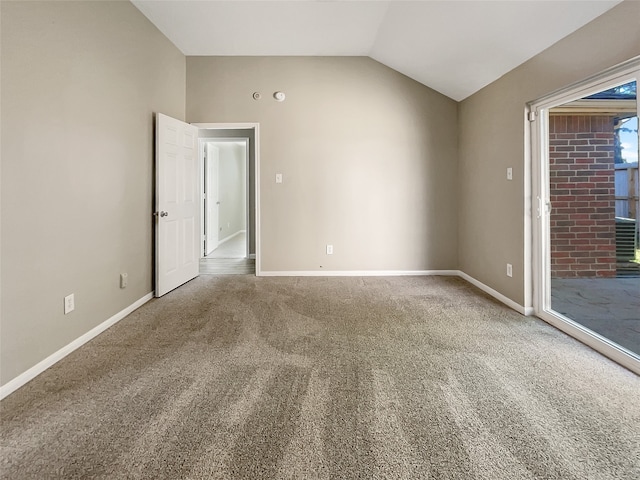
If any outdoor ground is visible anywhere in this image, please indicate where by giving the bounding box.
[551,277,640,355]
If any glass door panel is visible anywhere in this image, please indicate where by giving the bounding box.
[548,81,639,356]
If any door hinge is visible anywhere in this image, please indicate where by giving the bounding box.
[528,111,536,122]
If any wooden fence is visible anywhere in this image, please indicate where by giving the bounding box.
[615,162,639,221]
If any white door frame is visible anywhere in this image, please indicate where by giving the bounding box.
[528,56,640,374]
[193,123,261,275]
[199,138,249,258]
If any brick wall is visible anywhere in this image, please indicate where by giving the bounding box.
[548,115,617,278]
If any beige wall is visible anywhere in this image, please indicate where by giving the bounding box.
[187,57,459,272]
[458,0,640,306]
[0,1,185,384]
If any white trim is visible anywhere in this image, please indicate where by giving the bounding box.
[0,293,154,400]
[254,126,261,276]
[193,123,261,276]
[200,137,250,257]
[243,139,250,259]
[258,269,532,315]
[537,310,640,376]
[457,271,533,316]
[523,107,533,315]
[193,123,256,130]
[259,270,460,277]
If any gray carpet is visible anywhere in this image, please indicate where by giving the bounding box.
[1,276,639,479]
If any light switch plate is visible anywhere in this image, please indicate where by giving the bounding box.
[507,167,513,180]
[275,173,283,184]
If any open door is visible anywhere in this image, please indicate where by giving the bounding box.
[155,113,199,297]
[204,143,220,255]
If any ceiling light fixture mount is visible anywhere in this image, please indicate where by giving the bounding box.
[252,92,261,100]
[273,91,286,102]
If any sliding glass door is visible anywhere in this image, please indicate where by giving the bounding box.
[531,59,640,374]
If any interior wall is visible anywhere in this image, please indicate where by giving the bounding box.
[187,57,459,272]
[0,1,186,385]
[216,143,247,241]
[458,0,640,306]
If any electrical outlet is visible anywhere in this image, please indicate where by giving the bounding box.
[326,245,333,255]
[507,263,513,277]
[120,273,128,289]
[64,294,75,314]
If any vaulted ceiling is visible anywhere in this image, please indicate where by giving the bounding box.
[131,0,622,101]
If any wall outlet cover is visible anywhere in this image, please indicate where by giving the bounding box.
[64,294,75,314]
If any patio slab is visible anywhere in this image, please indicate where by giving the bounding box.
[551,277,640,355]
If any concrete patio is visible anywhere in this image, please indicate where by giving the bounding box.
[551,277,640,355]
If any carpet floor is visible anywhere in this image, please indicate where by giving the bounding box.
[1,276,639,479]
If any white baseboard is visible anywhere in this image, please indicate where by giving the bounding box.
[259,270,460,277]
[218,229,246,246]
[0,292,154,400]
[456,271,532,316]
[258,269,531,316]
[0,271,531,399]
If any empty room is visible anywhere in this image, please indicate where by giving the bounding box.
[1,1,639,478]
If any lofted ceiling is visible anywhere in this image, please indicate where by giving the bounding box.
[131,0,622,101]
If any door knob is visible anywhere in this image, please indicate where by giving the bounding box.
[155,211,169,217]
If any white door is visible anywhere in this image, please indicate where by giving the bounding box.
[205,143,220,255]
[155,113,199,297]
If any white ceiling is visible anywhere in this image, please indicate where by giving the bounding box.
[131,0,622,101]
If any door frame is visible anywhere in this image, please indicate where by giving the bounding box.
[194,123,261,275]
[528,56,640,374]
[199,138,249,258]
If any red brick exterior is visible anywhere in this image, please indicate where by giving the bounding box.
[548,115,617,278]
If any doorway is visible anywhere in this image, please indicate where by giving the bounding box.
[196,124,259,275]
[202,139,248,259]
[530,58,640,374]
